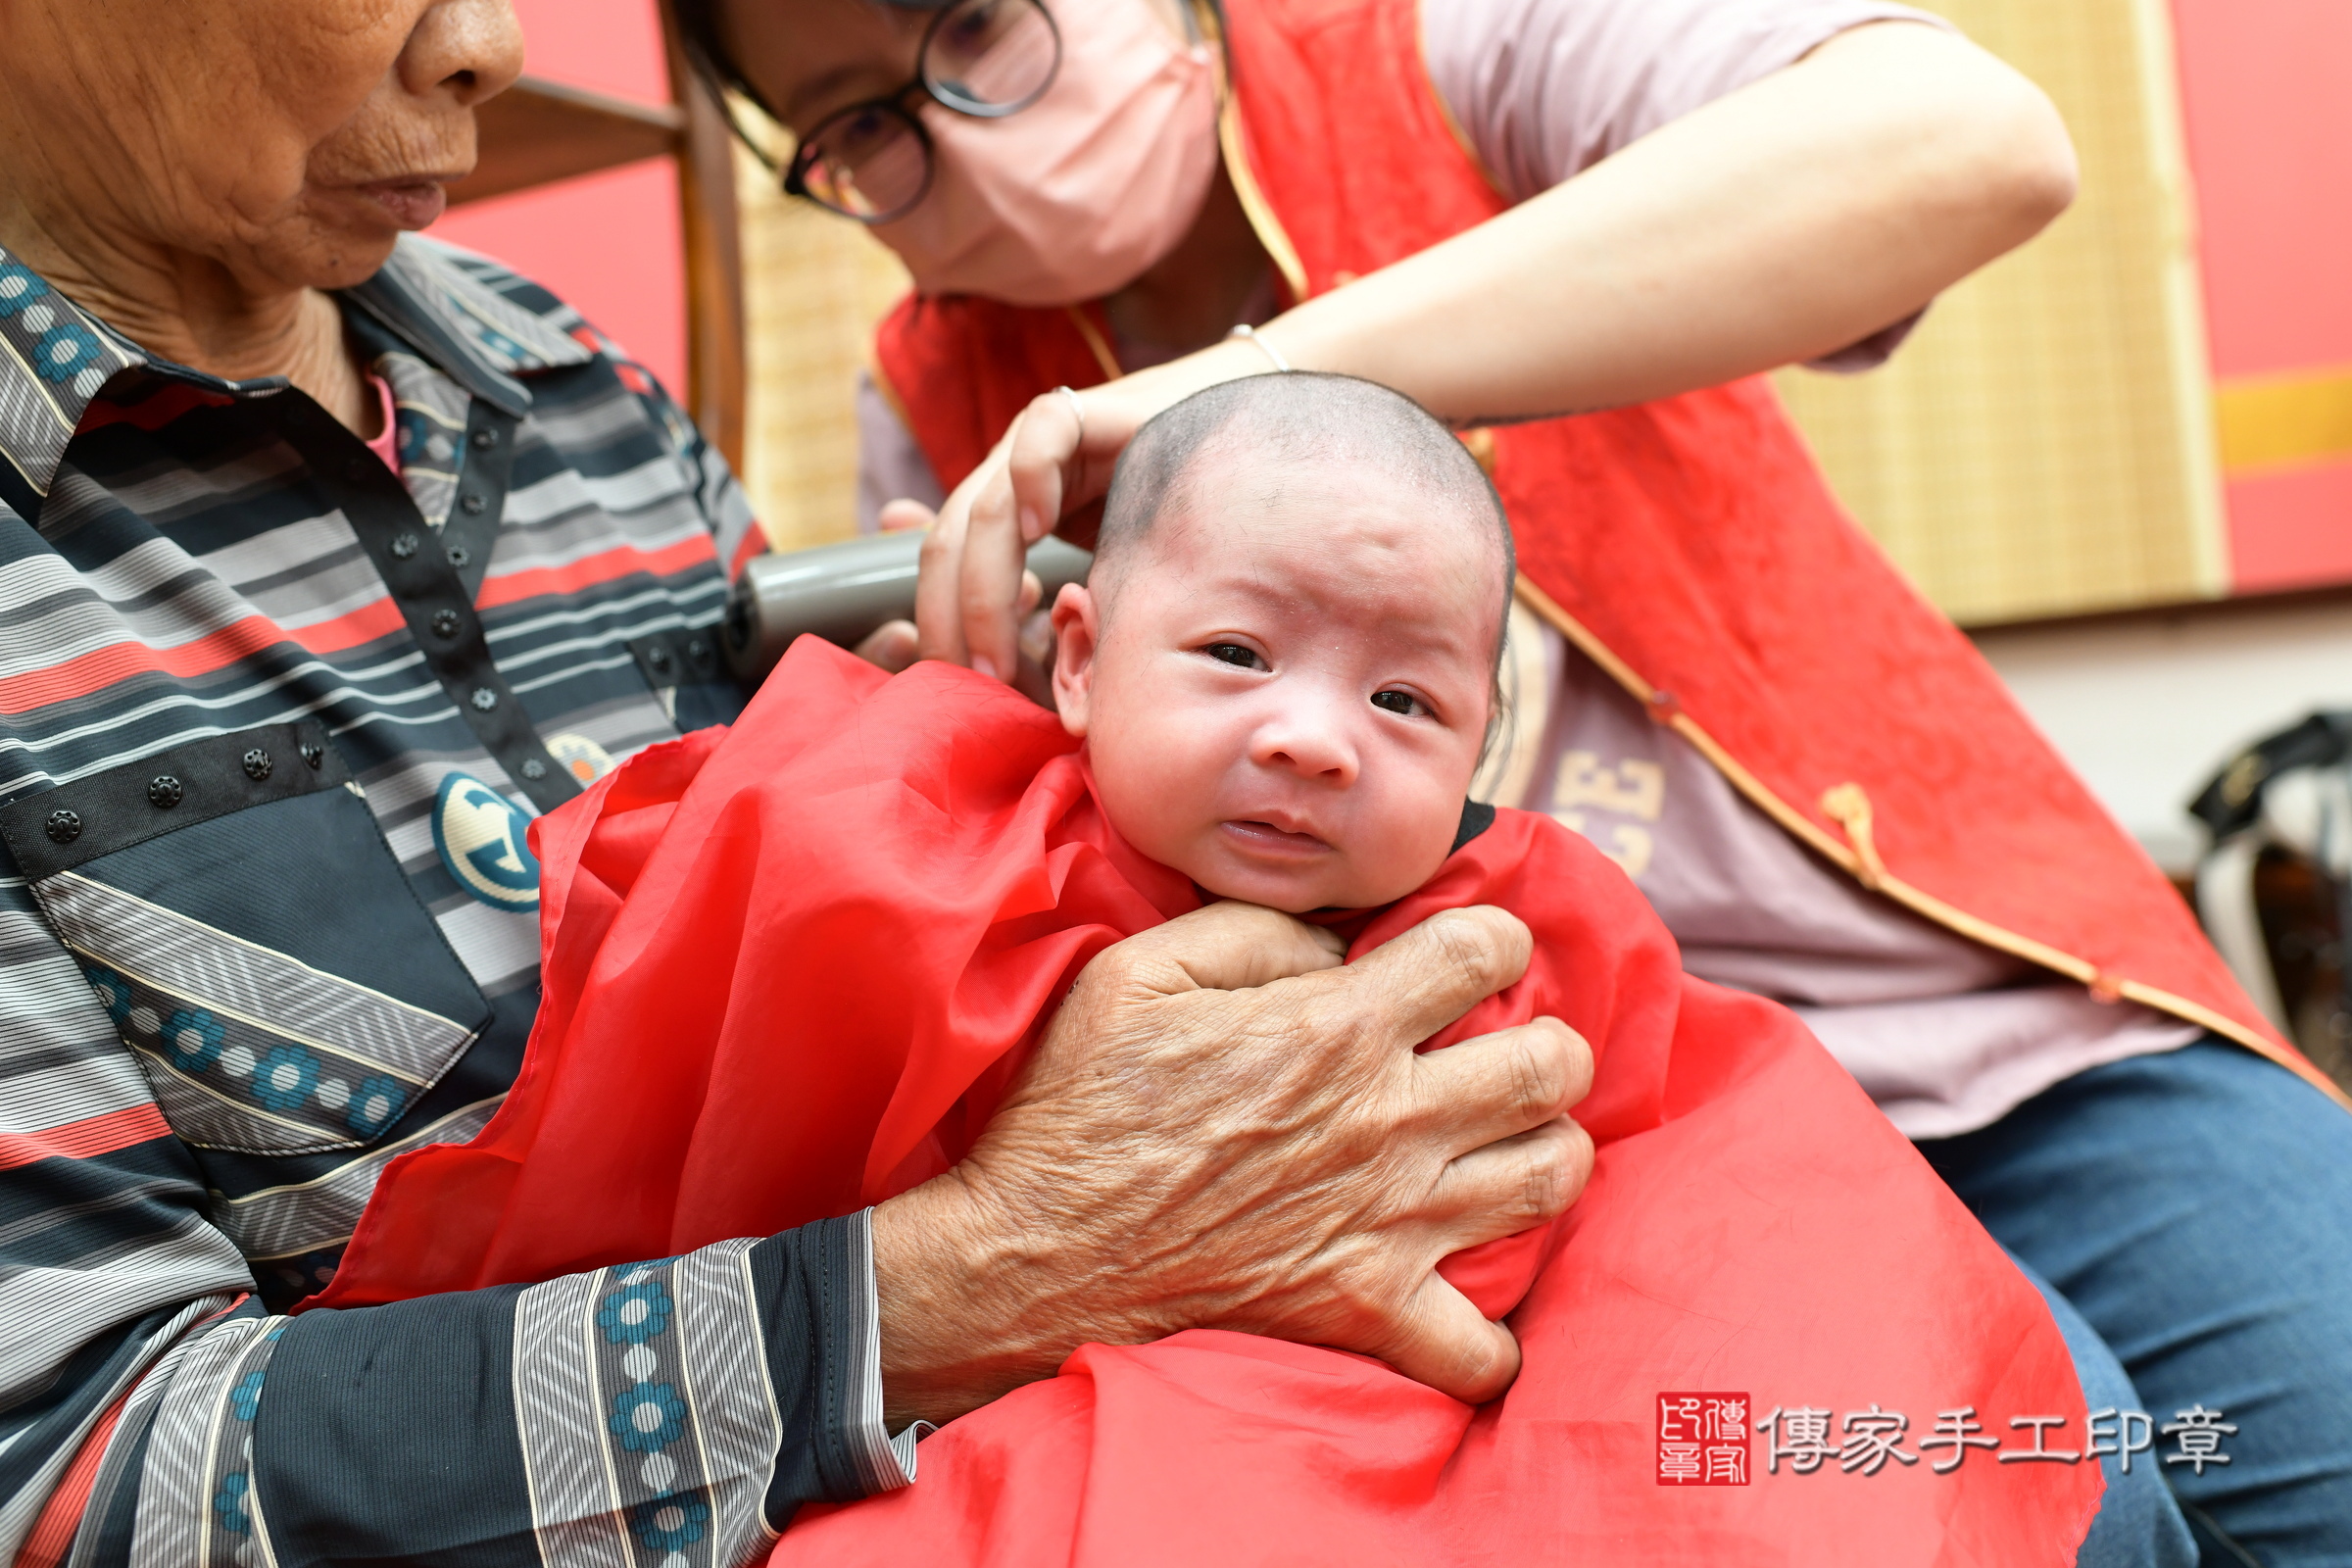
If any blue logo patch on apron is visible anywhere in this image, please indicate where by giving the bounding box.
[431,771,542,913]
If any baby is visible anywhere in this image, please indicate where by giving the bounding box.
[325,373,2087,1566]
[1052,372,1514,913]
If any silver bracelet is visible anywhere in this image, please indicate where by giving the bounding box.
[1228,323,1293,373]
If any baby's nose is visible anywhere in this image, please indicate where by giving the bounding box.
[1254,705,1359,784]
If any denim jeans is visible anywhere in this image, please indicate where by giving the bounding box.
[1923,1040,2352,1567]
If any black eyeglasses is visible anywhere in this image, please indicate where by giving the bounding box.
[783,0,1062,223]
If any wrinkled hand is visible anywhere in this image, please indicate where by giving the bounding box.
[870,901,1596,1428]
[911,339,1281,685]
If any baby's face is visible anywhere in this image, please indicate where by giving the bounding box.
[1053,457,1501,913]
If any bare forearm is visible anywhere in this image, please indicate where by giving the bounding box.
[870,1170,1073,1429]
[1262,24,2077,420]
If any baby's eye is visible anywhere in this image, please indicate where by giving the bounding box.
[1203,643,1267,670]
[1370,690,1430,718]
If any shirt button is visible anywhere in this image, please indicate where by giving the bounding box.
[646,644,674,675]
[470,687,498,711]
[430,609,462,638]
[147,775,184,808]
[241,749,273,781]
[389,532,419,561]
[460,493,486,514]
[471,427,500,451]
[520,759,549,781]
[445,544,470,568]
[685,637,714,675]
[44,808,81,845]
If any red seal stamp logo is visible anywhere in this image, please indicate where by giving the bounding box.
[1658,1393,1750,1485]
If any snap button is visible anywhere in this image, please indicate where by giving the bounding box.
[445,544,470,568]
[431,609,462,638]
[470,687,498,711]
[520,759,549,781]
[470,426,499,451]
[685,636,714,674]
[147,775,184,808]
[242,748,273,781]
[301,744,325,770]
[389,532,419,561]
[44,808,81,845]
[646,643,674,674]
[460,493,486,515]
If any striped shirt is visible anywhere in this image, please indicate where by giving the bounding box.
[0,235,907,1567]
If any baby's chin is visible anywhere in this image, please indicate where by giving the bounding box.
[1182,854,1435,915]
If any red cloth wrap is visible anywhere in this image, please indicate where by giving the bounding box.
[320,639,2098,1562]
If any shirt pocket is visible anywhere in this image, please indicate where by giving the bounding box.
[0,722,492,1156]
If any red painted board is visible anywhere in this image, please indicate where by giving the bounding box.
[2226,466,2352,594]
[2172,0,2352,380]
[2170,0,2352,591]
[429,0,686,397]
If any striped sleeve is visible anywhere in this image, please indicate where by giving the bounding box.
[2,862,910,1565]
[147,1219,899,1568]
[0,866,256,1565]
[35,1225,907,1568]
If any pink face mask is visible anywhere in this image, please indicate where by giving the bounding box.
[872,0,1222,307]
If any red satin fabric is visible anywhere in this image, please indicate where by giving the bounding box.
[323,639,2097,1561]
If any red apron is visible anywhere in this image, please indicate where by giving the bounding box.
[319,638,2098,1562]
[873,0,2334,1103]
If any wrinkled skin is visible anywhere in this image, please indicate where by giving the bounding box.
[875,903,1594,1425]
[0,0,523,431]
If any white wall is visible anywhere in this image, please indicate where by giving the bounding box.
[1971,598,2352,874]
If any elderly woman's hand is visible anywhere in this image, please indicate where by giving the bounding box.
[870,900,1596,1428]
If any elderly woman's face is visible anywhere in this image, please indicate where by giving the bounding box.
[10,0,522,291]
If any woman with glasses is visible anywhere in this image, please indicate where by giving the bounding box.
[677,1,2352,1564]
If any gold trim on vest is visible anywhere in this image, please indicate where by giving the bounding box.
[1510,574,2351,1110]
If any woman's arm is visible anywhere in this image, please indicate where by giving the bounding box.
[919,20,2076,679]
[1275,20,2075,420]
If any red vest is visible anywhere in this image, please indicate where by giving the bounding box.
[875,0,2331,1099]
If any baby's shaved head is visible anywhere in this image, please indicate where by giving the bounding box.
[1095,374,1515,660]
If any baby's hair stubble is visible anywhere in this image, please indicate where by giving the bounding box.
[1092,372,1519,764]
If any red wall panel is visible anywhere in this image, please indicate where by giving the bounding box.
[2171,0,2352,588]
[429,0,687,397]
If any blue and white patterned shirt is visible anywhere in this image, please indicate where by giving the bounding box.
[0,234,910,1568]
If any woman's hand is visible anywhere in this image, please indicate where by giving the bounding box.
[868,901,1596,1428]
[914,338,1284,684]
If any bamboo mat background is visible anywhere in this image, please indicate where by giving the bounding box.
[1773,0,2227,625]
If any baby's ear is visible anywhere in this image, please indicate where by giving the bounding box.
[1050,583,1102,738]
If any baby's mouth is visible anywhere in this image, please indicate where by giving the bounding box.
[1219,818,1332,857]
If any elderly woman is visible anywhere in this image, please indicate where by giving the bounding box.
[0,3,1599,1562]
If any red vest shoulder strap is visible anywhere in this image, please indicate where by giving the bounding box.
[872,290,1116,494]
